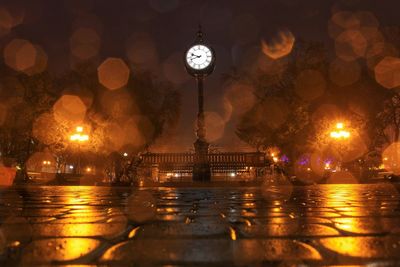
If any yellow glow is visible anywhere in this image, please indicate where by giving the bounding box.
[244,219,252,227]
[334,217,359,233]
[128,226,140,238]
[324,163,331,170]
[70,126,89,143]
[330,122,350,139]
[86,167,92,172]
[70,133,89,142]
[330,130,350,139]
[229,226,237,241]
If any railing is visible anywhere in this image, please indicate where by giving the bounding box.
[139,152,267,170]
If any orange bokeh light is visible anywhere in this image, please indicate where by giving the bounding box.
[97,58,130,90]
[4,39,36,72]
[261,30,295,60]
[374,56,400,89]
[294,69,326,101]
[70,27,100,60]
[53,95,87,124]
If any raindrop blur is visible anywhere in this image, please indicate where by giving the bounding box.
[162,52,189,85]
[125,191,157,223]
[203,112,225,142]
[224,83,255,118]
[98,58,130,90]
[70,27,101,60]
[126,32,158,70]
[335,30,367,61]
[261,30,295,60]
[382,142,400,175]
[329,58,361,86]
[258,97,289,129]
[53,95,87,124]
[294,69,326,101]
[4,39,37,72]
[374,57,400,89]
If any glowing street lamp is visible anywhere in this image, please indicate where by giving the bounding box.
[330,122,350,170]
[70,126,89,174]
[330,122,350,140]
[70,126,89,142]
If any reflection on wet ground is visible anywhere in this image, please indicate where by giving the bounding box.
[0,183,399,265]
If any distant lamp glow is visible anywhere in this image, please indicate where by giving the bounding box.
[70,126,89,142]
[86,167,92,172]
[123,152,128,157]
[330,122,350,139]
[230,172,236,177]
[70,133,89,142]
[324,162,331,170]
[69,165,74,169]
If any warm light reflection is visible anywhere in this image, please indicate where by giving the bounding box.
[128,226,140,238]
[323,185,361,236]
[229,226,237,241]
[21,238,101,263]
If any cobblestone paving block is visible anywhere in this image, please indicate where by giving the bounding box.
[239,223,340,237]
[100,238,322,264]
[20,238,101,264]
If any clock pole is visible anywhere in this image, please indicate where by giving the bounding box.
[184,26,215,182]
[196,75,205,140]
[193,74,211,182]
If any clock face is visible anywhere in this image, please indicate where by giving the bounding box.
[186,45,213,70]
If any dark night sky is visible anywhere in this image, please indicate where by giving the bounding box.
[1,0,400,151]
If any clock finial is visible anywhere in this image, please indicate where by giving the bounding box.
[197,24,203,42]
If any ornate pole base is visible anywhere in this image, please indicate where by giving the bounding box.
[193,138,211,182]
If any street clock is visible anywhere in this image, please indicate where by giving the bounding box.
[184,26,214,182]
[184,28,215,76]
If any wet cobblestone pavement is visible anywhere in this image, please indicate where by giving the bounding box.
[0,183,400,266]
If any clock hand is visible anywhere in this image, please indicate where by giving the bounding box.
[191,53,202,58]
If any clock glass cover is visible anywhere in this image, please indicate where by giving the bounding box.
[186,45,213,70]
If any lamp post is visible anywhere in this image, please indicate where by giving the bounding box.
[330,122,350,171]
[70,126,89,175]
